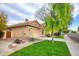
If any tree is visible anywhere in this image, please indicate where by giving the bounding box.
[44,16,59,40]
[35,4,51,20]
[50,3,73,33]
[77,27,79,31]
[44,3,73,37]
[0,11,7,38]
[35,3,74,40]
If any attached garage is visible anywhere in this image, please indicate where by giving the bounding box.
[6,30,11,38]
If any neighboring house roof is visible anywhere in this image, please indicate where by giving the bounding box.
[8,20,43,29]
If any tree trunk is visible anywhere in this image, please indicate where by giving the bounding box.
[49,31,52,37]
[49,31,54,41]
[52,33,54,41]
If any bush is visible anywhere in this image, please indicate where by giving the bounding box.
[0,31,4,38]
[71,31,76,33]
[54,32,61,36]
[45,34,51,37]
[14,39,22,44]
[63,30,70,34]
[29,38,36,41]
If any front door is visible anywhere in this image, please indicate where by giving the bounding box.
[6,31,11,38]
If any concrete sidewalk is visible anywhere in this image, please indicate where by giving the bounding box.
[37,37,65,42]
[64,35,79,56]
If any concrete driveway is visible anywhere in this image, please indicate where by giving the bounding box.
[0,40,12,56]
[0,39,43,56]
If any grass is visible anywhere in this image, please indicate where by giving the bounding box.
[9,40,71,56]
[48,35,64,39]
[53,35,64,39]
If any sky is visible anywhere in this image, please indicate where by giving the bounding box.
[69,3,79,31]
[0,3,79,31]
[0,3,43,25]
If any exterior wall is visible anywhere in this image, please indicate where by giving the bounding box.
[3,30,12,39]
[7,26,43,39]
[28,26,42,38]
[2,20,43,39]
[11,26,29,39]
[2,31,6,39]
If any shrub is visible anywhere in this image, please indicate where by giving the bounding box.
[71,31,76,33]
[29,38,36,41]
[54,32,61,36]
[14,39,22,44]
[45,34,51,37]
[0,31,4,38]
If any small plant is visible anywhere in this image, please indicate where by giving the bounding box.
[45,34,51,37]
[14,39,22,44]
[54,32,61,36]
[29,38,35,41]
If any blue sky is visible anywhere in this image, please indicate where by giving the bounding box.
[69,3,79,31]
[0,3,79,31]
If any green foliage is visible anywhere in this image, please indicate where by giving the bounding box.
[53,35,64,39]
[63,30,70,33]
[71,30,76,33]
[9,40,71,56]
[44,16,56,36]
[44,3,73,35]
[0,11,7,31]
[50,3,73,32]
[77,27,79,31]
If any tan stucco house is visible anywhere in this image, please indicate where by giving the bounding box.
[3,20,43,39]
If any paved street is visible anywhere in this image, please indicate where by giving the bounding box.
[65,35,79,56]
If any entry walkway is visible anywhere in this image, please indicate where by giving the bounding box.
[64,35,79,56]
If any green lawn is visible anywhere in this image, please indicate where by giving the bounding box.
[53,35,64,39]
[49,35,64,39]
[9,40,71,56]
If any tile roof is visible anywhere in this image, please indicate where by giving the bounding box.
[8,20,43,29]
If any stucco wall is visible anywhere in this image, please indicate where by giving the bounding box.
[9,26,42,39]
[28,26,42,37]
[11,26,27,38]
[2,31,6,39]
